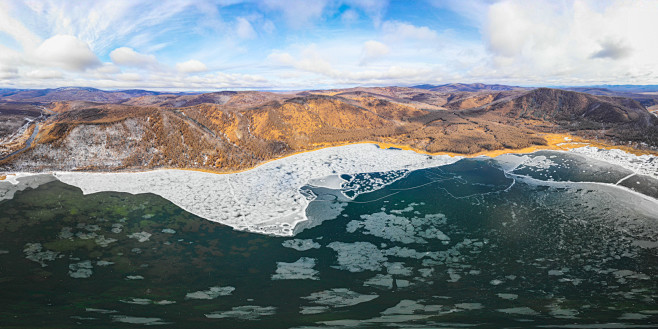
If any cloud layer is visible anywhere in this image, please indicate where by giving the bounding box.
[0,0,655,90]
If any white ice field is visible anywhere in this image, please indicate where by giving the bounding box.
[1,143,656,236]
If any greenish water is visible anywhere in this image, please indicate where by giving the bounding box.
[0,151,657,328]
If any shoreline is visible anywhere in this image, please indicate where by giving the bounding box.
[1,141,656,237]
[3,132,655,180]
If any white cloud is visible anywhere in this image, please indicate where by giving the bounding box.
[262,0,329,28]
[342,0,389,26]
[484,0,658,84]
[33,35,101,71]
[95,63,121,74]
[360,40,390,65]
[110,47,158,67]
[117,72,142,81]
[341,9,359,24]
[236,17,257,39]
[176,59,208,73]
[0,65,18,79]
[0,2,42,51]
[382,21,439,42]
[25,69,63,79]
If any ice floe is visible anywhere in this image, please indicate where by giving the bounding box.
[347,212,450,244]
[23,242,59,267]
[128,232,152,242]
[205,306,276,320]
[299,306,329,315]
[69,260,93,278]
[111,315,170,325]
[363,274,411,289]
[185,286,235,299]
[281,239,321,251]
[272,257,319,280]
[125,275,144,280]
[85,308,118,314]
[381,300,443,315]
[48,144,461,236]
[327,241,387,272]
[302,288,378,307]
[497,307,539,316]
[120,298,177,306]
[497,293,518,300]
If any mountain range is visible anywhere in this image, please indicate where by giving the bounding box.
[1,84,657,173]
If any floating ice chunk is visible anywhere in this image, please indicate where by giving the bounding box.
[447,269,461,282]
[281,239,320,251]
[497,293,518,300]
[185,286,235,299]
[23,243,59,267]
[127,232,152,242]
[96,260,114,266]
[520,155,556,170]
[490,279,504,286]
[111,316,170,325]
[205,306,276,320]
[497,307,539,315]
[125,275,144,280]
[389,203,418,214]
[550,308,578,319]
[161,228,176,234]
[0,250,8,255]
[455,303,483,310]
[272,257,319,280]
[348,212,421,244]
[348,212,450,244]
[121,298,152,305]
[381,300,444,315]
[364,274,394,289]
[69,260,93,278]
[59,227,74,239]
[86,308,118,314]
[418,268,434,278]
[619,313,650,320]
[363,274,411,289]
[84,224,101,232]
[300,306,329,315]
[327,241,387,272]
[76,232,97,240]
[111,224,123,234]
[95,235,117,247]
[613,269,650,281]
[385,262,413,276]
[120,298,176,306]
[303,288,378,308]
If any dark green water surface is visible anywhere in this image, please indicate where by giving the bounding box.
[0,152,656,328]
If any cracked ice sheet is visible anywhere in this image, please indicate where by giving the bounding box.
[49,144,461,236]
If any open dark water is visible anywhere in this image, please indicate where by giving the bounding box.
[0,151,657,328]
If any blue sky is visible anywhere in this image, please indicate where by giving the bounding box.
[0,0,656,90]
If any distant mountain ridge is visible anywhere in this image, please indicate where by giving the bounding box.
[413,83,526,93]
[0,87,196,104]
